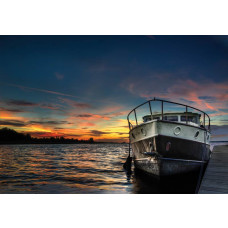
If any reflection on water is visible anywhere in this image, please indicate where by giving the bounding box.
[0,144,199,194]
[133,168,200,194]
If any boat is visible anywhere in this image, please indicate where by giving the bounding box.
[127,98,211,177]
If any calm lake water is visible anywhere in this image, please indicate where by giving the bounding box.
[0,143,215,194]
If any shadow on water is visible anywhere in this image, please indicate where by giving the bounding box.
[130,168,201,194]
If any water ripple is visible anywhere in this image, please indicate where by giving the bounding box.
[0,144,131,193]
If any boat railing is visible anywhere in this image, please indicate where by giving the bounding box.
[127,98,210,131]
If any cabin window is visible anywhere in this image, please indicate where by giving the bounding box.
[163,116,178,121]
[143,117,151,122]
[181,116,197,123]
[153,117,160,120]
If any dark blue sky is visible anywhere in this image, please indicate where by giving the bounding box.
[0,36,227,141]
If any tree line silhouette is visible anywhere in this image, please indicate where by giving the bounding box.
[0,128,94,144]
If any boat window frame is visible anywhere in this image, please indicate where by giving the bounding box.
[163,115,178,122]
[127,98,210,131]
[180,115,198,124]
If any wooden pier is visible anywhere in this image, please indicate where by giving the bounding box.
[199,145,228,194]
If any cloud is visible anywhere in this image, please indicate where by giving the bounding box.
[98,105,124,114]
[1,100,64,113]
[78,122,96,127]
[0,116,70,129]
[29,120,68,125]
[0,107,25,113]
[55,72,64,80]
[122,74,228,113]
[76,113,110,120]
[106,111,129,118]
[74,103,91,108]
[40,104,61,110]
[210,112,228,117]
[77,114,93,118]
[5,83,83,99]
[8,99,37,106]
[23,131,79,138]
[59,97,92,109]
[89,130,110,136]
[0,120,26,127]
[1,98,63,112]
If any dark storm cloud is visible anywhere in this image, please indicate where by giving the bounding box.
[29,120,68,125]
[0,120,26,127]
[1,100,62,112]
[8,99,37,106]
[89,130,110,136]
[0,119,70,128]
[77,114,93,118]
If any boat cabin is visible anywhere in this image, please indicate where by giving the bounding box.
[142,112,201,127]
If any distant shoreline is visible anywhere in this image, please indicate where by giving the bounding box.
[0,142,126,145]
[0,127,127,145]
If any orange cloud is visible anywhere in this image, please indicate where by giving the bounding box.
[127,77,228,112]
[205,102,217,111]
[78,122,96,127]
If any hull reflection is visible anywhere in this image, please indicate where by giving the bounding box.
[132,167,201,194]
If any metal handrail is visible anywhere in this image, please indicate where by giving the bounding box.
[127,98,211,131]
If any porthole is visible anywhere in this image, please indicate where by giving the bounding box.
[194,131,199,138]
[174,126,181,135]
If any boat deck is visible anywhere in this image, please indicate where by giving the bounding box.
[199,145,228,194]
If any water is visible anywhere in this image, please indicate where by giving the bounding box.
[1,143,224,194]
[0,144,133,193]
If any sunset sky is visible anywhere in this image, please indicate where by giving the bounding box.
[0,35,227,142]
